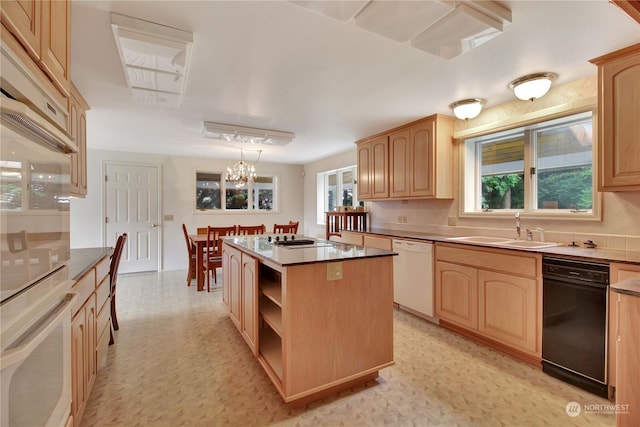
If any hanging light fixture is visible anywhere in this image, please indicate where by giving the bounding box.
[509,72,557,101]
[226,149,261,187]
[449,98,486,120]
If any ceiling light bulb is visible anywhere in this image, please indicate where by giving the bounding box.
[449,98,486,121]
[509,72,557,102]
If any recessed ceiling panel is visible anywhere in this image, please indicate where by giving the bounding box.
[355,0,454,43]
[288,1,370,23]
[111,13,193,107]
[411,4,503,59]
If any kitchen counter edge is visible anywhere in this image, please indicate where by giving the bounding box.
[611,278,640,297]
[69,247,113,280]
[223,236,395,267]
[360,228,640,265]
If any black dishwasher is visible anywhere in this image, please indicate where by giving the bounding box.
[542,257,609,398]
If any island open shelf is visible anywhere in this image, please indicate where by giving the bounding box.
[222,236,395,405]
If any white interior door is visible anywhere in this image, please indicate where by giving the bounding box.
[105,162,160,273]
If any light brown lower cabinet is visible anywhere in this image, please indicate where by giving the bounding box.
[223,244,243,332]
[608,262,640,392]
[223,242,394,404]
[435,261,478,329]
[70,255,110,427]
[613,289,640,427]
[435,243,542,363]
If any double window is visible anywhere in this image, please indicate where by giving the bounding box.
[196,172,277,212]
[461,111,597,217]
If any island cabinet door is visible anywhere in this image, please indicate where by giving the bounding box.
[241,254,258,355]
[223,244,242,330]
[477,270,538,355]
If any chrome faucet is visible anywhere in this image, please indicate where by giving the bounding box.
[515,212,521,240]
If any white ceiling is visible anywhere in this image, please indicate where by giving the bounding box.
[70,1,640,165]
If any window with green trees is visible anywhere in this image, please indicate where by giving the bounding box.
[463,111,594,215]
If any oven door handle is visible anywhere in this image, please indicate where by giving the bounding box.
[0,293,77,370]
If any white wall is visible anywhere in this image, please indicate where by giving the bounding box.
[71,149,304,271]
[303,148,357,238]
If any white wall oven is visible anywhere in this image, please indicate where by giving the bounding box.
[1,42,77,426]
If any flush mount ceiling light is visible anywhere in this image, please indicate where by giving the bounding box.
[449,98,486,121]
[111,13,193,108]
[509,72,558,102]
[202,122,295,146]
[289,1,511,59]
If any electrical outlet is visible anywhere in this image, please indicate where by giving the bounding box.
[402,215,408,224]
[326,262,343,281]
[397,215,403,224]
[447,216,457,226]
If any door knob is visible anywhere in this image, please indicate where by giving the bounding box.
[151,223,159,227]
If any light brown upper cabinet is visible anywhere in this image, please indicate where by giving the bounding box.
[0,0,41,59]
[1,0,70,96]
[356,114,454,200]
[590,43,640,191]
[69,82,89,197]
[357,134,389,199]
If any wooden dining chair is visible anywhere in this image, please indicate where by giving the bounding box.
[236,224,266,235]
[273,221,299,234]
[182,224,197,286]
[109,233,127,345]
[205,226,236,292]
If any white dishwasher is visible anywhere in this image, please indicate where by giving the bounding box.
[392,239,434,319]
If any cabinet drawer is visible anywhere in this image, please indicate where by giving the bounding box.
[436,244,539,278]
[96,302,111,342]
[96,321,110,371]
[363,235,392,250]
[95,276,110,313]
[95,256,110,287]
[71,269,96,315]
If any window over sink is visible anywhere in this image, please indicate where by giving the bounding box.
[460,111,600,219]
[196,172,277,212]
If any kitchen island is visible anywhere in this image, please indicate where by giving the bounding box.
[222,235,395,405]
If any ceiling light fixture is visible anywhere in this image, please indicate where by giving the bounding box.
[509,72,558,102]
[226,149,261,187]
[202,122,295,146]
[111,13,193,108]
[449,98,486,121]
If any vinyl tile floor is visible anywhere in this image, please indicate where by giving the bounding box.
[81,270,614,427]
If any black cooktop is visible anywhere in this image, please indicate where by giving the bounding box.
[271,239,315,246]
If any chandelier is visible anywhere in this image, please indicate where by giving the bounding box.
[226,149,260,187]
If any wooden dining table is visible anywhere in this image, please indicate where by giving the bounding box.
[189,234,211,291]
